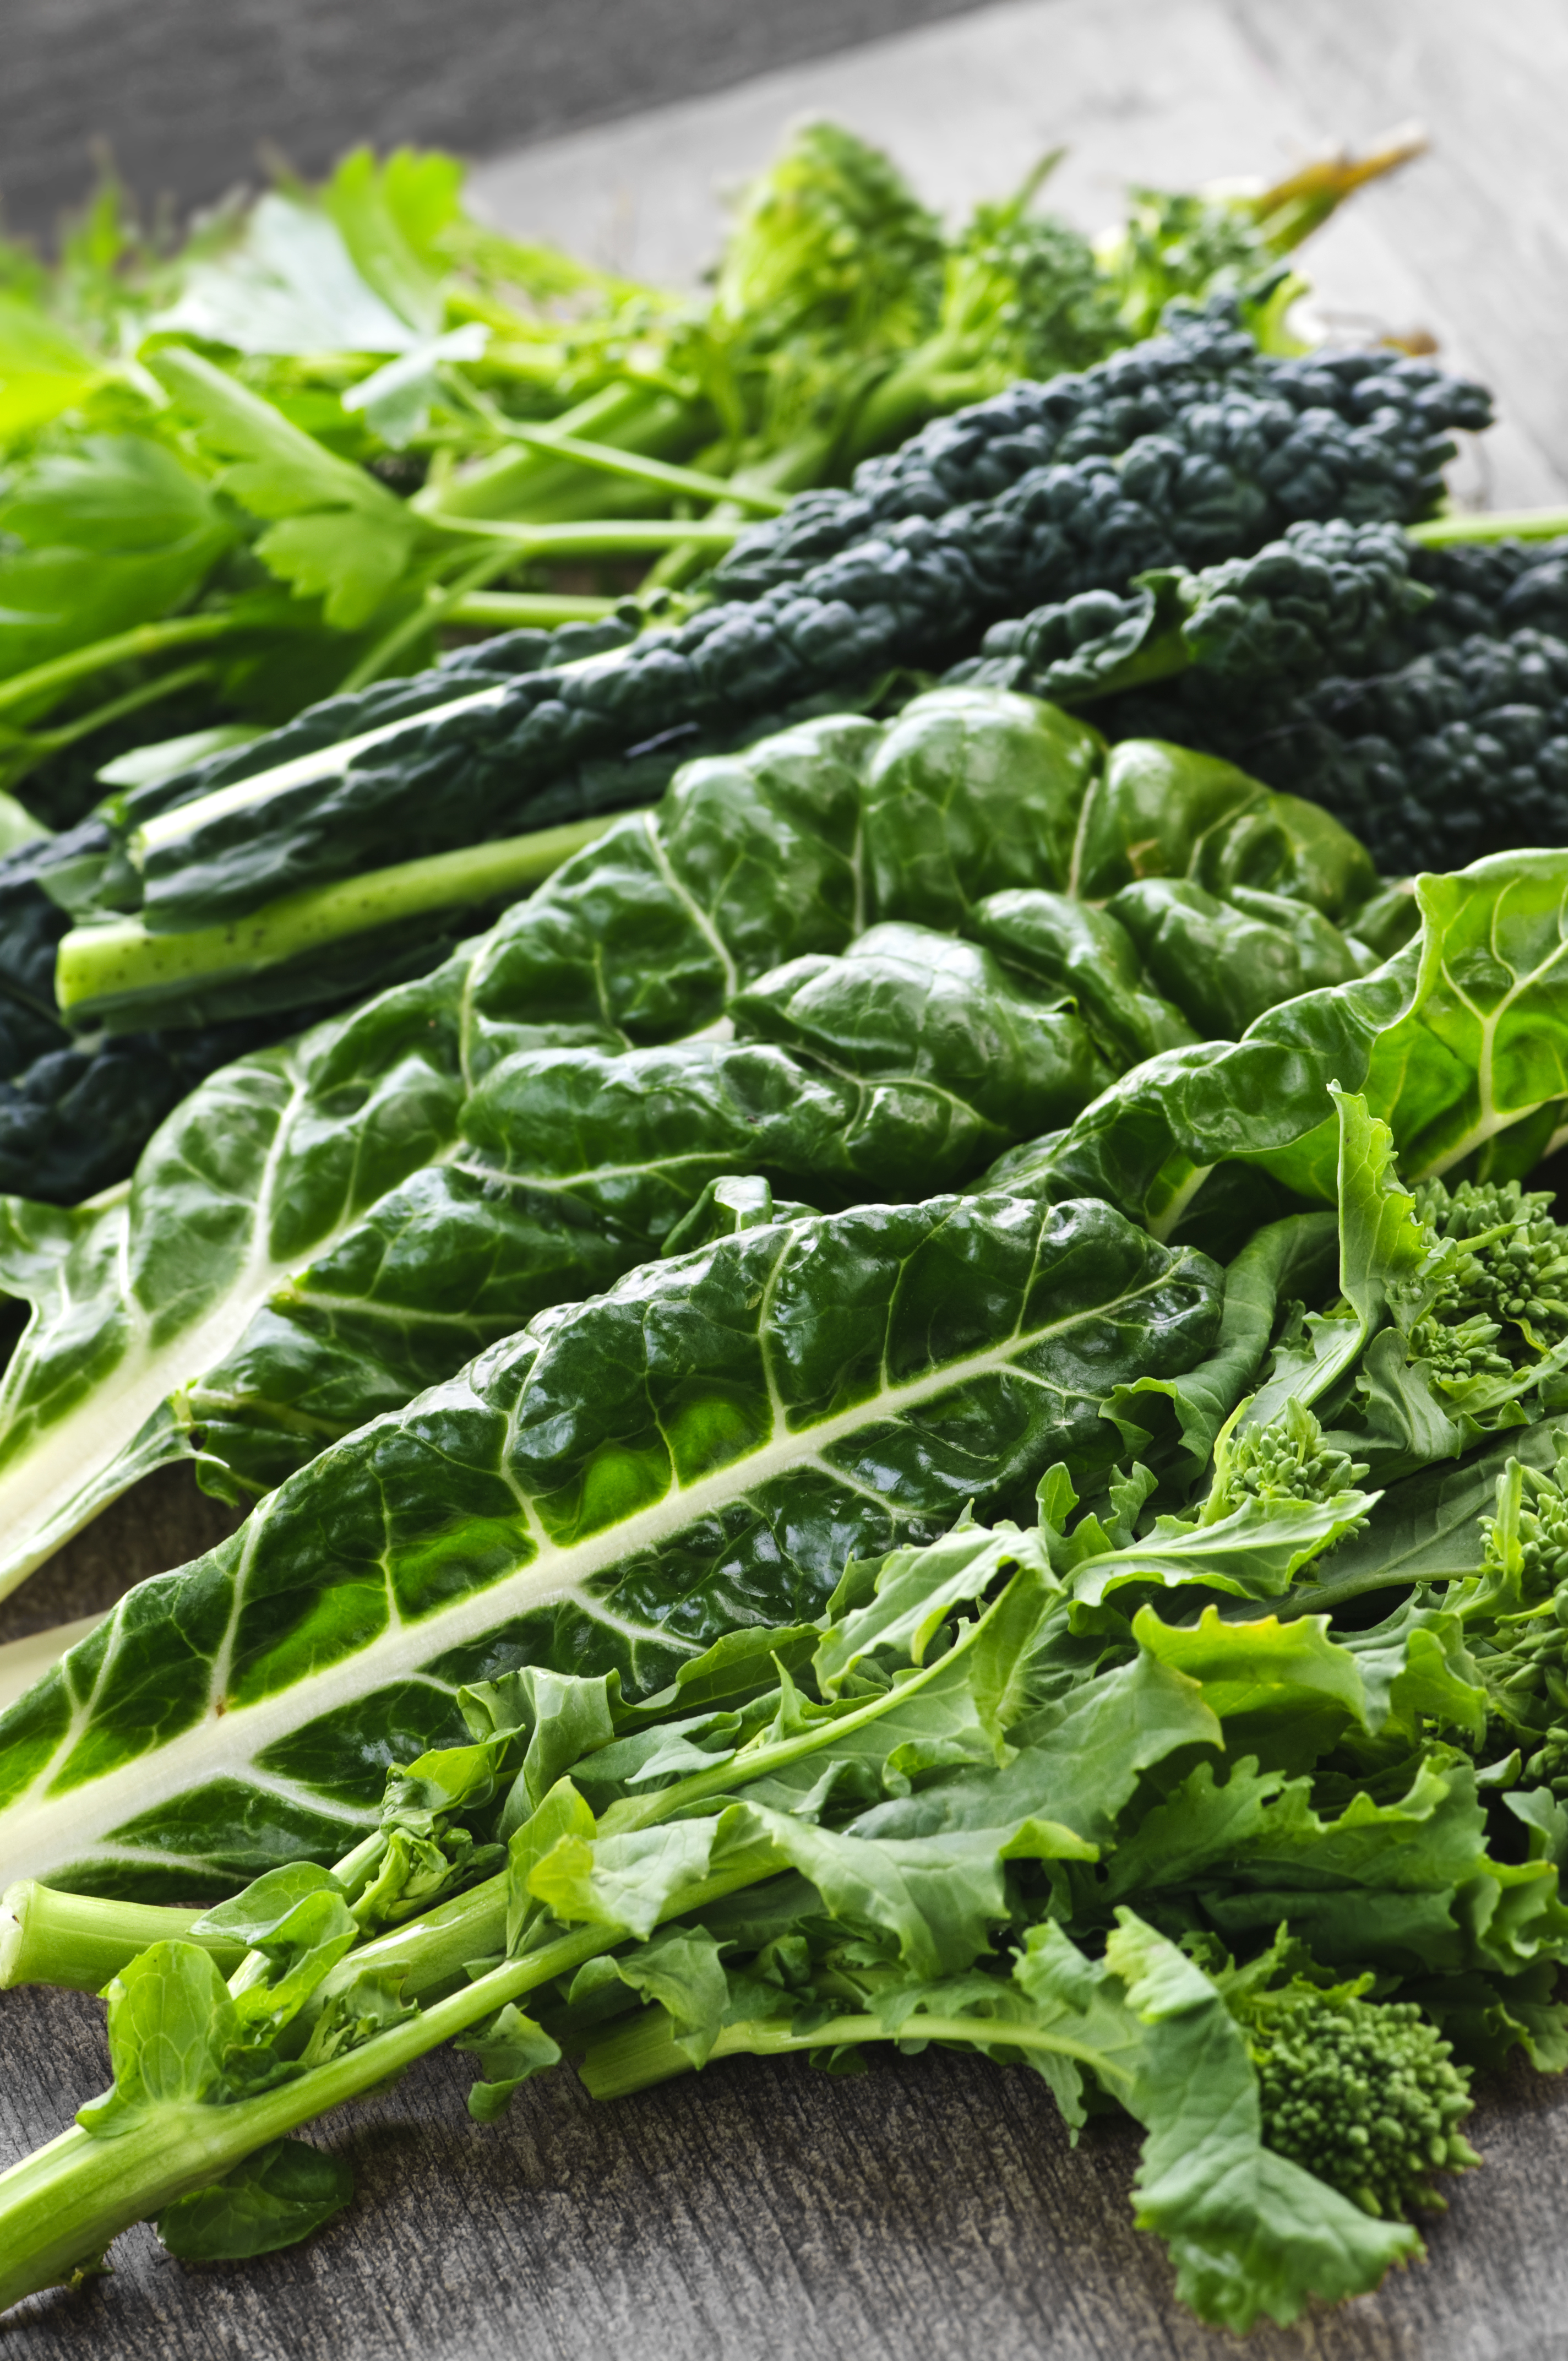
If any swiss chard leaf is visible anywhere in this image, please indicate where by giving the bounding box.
[0,714,876,1592]
[985,851,1568,1240]
[0,1188,1220,1897]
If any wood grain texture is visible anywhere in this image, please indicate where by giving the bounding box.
[3,1969,1568,2361]
[1227,0,1568,505]
[0,0,997,235]
[466,0,1562,505]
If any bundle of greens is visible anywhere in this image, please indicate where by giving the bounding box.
[0,126,1418,816]
[0,304,1484,1214]
[7,1089,1568,2329]
[0,119,1425,758]
[0,686,1397,1598]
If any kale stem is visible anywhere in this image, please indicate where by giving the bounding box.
[55,810,623,1027]
[1407,508,1568,547]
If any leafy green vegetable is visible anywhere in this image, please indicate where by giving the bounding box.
[1021,1917,1422,2329]
[1234,1975,1478,2221]
[0,690,1387,1591]
[31,304,1480,1048]
[155,2139,355,2261]
[987,848,1568,1249]
[0,1183,1219,1895]
[10,1067,1568,2333]
[0,118,1424,835]
[0,1425,1501,2329]
[959,518,1431,712]
[0,434,235,690]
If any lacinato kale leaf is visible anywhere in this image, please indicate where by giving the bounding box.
[1088,538,1568,877]
[955,518,1432,708]
[37,304,1483,1042]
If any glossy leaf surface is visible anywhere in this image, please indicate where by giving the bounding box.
[986,850,1568,1246]
[0,693,1369,1591]
[0,1189,1220,1896]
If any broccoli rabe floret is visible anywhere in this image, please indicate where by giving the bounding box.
[1207,1395,1368,1519]
[1481,1459,1568,1603]
[1411,1177,1568,1370]
[1240,1982,1479,2220]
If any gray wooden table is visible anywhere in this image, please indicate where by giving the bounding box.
[8,3,1568,2351]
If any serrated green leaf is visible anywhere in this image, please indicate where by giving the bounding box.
[253,510,414,630]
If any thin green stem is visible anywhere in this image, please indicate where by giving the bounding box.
[0,615,238,721]
[445,590,621,629]
[426,514,739,557]
[579,2006,1131,2103]
[18,661,218,757]
[476,416,787,515]
[1273,1567,1445,1622]
[0,1862,759,2313]
[597,1610,1001,1837]
[420,383,701,527]
[1407,508,1568,547]
[640,432,829,592]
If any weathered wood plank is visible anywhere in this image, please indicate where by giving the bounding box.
[1227,0,1568,501]
[467,0,1562,505]
[2,1968,1567,2360]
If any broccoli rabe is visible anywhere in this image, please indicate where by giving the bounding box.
[1208,1396,1368,1516]
[1237,1978,1479,2220]
[1488,1477,1568,1606]
[1412,1178,1568,1363]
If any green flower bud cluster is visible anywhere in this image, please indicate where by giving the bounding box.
[1218,1395,1367,1511]
[1480,1458,1568,1605]
[1412,1177,1568,1366]
[1406,1309,1515,1385]
[1520,1729,1568,1797]
[1247,1987,1478,2220]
